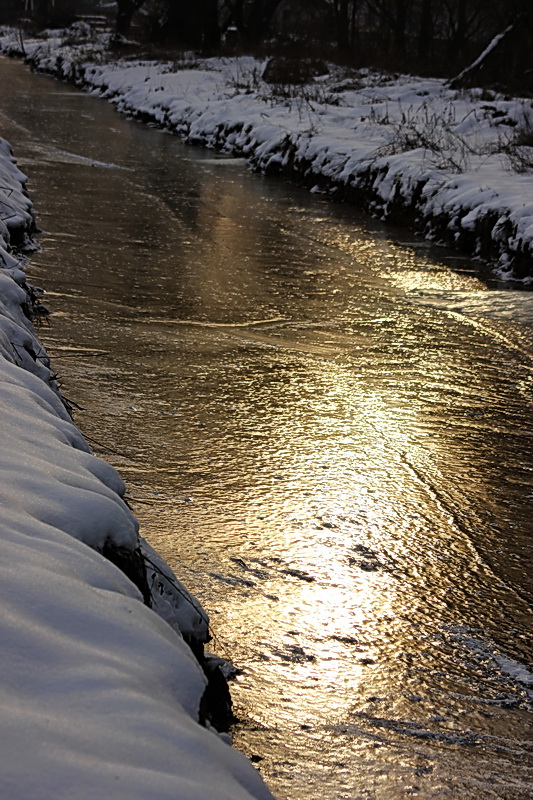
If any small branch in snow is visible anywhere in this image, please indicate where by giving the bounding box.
[17,28,26,58]
[83,432,132,458]
[142,550,210,628]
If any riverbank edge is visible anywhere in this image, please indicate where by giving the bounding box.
[2,33,532,280]
[7,206,234,733]
[0,134,274,798]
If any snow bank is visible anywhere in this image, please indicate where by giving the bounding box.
[1,26,532,279]
[0,136,273,799]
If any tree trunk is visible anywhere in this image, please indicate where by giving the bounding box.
[448,20,517,88]
[417,0,433,62]
[244,0,284,45]
[115,0,146,38]
[393,0,407,55]
[201,0,220,51]
[350,0,358,50]
[336,0,350,53]
[226,0,244,32]
[36,0,50,19]
[115,0,135,37]
[454,0,467,54]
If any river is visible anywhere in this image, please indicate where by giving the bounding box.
[1,55,532,799]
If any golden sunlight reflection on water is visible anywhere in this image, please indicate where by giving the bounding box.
[3,54,531,800]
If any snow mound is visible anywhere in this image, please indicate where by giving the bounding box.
[0,136,273,799]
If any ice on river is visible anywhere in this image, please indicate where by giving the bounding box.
[0,135,273,799]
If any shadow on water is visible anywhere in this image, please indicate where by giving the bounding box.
[1,55,532,800]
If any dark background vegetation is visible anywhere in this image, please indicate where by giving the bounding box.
[2,0,532,93]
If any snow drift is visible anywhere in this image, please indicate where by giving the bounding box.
[0,136,273,799]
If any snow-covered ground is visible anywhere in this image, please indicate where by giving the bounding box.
[1,24,532,279]
[0,137,273,798]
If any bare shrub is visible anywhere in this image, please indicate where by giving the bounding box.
[226,60,340,111]
[263,56,328,85]
[502,116,533,173]
[370,101,473,172]
[482,103,533,173]
[226,62,262,93]
[259,81,341,109]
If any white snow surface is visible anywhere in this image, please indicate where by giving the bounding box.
[1,26,532,277]
[0,137,273,798]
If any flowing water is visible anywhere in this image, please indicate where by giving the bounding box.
[1,56,533,800]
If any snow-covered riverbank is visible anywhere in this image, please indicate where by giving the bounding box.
[0,137,273,798]
[1,25,532,279]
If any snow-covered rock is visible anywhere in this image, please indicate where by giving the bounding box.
[0,135,273,799]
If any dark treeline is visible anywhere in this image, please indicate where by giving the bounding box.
[2,0,532,92]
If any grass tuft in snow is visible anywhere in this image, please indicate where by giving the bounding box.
[370,101,473,172]
[226,60,341,112]
[502,114,533,173]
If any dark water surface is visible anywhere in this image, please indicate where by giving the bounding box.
[1,55,533,799]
